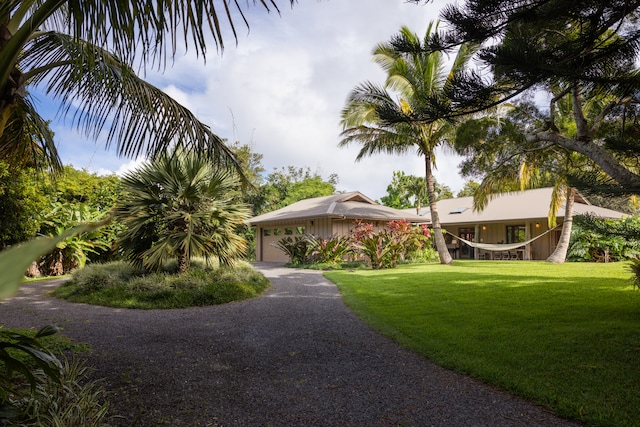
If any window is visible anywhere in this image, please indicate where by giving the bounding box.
[273,228,281,236]
[506,225,526,243]
[296,226,305,234]
[449,207,469,214]
[263,229,271,237]
[284,228,293,235]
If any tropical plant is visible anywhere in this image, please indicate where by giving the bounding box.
[274,236,315,265]
[307,235,354,265]
[38,202,111,275]
[0,325,62,418]
[568,215,640,262]
[0,1,292,171]
[115,149,250,273]
[349,219,431,269]
[340,22,477,264]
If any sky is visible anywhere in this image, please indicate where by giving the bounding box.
[38,0,467,202]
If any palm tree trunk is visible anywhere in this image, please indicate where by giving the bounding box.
[178,250,190,273]
[425,153,453,264]
[546,187,575,264]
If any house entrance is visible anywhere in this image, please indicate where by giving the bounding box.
[458,227,475,259]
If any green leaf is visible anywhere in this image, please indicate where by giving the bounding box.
[0,219,110,299]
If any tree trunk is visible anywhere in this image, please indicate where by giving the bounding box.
[178,250,190,273]
[546,187,575,264]
[425,153,453,264]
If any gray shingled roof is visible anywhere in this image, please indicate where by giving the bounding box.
[248,192,426,225]
[413,187,626,224]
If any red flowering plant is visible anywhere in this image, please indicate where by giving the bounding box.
[350,219,432,269]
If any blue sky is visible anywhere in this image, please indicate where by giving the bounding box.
[37,0,466,201]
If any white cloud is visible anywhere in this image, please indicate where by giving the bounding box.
[50,0,467,201]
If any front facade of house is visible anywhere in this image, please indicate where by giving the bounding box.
[249,192,425,262]
[421,188,627,260]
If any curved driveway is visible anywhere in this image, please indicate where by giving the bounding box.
[0,263,580,426]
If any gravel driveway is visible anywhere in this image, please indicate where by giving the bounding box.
[0,263,581,426]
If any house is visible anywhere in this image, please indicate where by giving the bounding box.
[248,192,425,262]
[415,187,627,260]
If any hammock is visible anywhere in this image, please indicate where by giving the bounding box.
[446,225,560,252]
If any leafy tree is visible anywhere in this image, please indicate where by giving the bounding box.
[380,170,452,212]
[255,167,338,214]
[42,166,120,209]
[340,22,476,264]
[0,162,45,248]
[408,0,640,194]
[115,149,250,273]
[455,83,628,263]
[0,1,292,171]
[456,180,480,198]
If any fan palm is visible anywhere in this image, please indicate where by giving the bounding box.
[340,22,476,264]
[115,149,250,273]
[0,1,290,171]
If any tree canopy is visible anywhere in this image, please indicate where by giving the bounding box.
[408,0,640,195]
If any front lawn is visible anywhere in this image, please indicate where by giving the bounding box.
[325,261,640,427]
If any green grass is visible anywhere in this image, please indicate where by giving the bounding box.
[53,261,270,309]
[325,261,640,427]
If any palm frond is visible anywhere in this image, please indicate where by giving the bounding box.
[37,0,292,68]
[0,94,60,170]
[21,31,241,173]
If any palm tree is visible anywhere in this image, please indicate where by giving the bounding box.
[115,149,250,273]
[0,1,290,170]
[340,22,476,264]
[455,99,595,264]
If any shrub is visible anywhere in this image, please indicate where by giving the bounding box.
[568,215,640,262]
[60,261,144,296]
[350,219,432,269]
[274,236,314,265]
[54,261,269,309]
[12,358,110,426]
[308,235,354,264]
[0,327,109,426]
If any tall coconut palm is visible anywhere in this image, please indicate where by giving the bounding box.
[340,22,476,264]
[0,1,291,171]
[115,149,250,273]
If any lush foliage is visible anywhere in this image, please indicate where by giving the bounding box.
[569,215,640,262]
[410,0,640,195]
[0,162,46,248]
[38,202,111,276]
[115,150,250,273]
[340,22,476,264]
[253,166,338,215]
[629,257,640,288]
[275,220,432,269]
[0,325,108,425]
[380,170,452,212]
[349,219,431,269]
[54,261,269,309]
[307,235,354,265]
[274,236,316,265]
[326,261,640,426]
